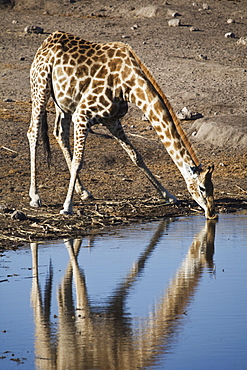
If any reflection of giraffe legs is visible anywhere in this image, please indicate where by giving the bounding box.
[30,243,56,369]
[30,219,216,369]
[63,238,91,319]
[106,120,177,203]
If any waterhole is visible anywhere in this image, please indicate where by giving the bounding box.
[0,214,246,369]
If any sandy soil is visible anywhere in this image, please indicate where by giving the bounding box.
[0,0,246,249]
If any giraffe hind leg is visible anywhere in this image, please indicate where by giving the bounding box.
[53,105,92,201]
[28,108,47,207]
[106,120,177,203]
[28,64,52,207]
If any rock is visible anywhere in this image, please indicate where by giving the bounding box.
[168,19,181,27]
[130,24,138,30]
[202,3,210,10]
[0,204,13,214]
[24,25,44,34]
[134,5,166,18]
[11,210,28,221]
[225,32,235,38]
[134,6,159,18]
[166,9,180,17]
[187,115,247,149]
[176,107,203,120]
[190,27,199,32]
[3,98,14,102]
[237,37,247,45]
[197,54,207,60]
[227,18,235,24]
[77,209,84,216]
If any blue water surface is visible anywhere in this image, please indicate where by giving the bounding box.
[0,214,246,369]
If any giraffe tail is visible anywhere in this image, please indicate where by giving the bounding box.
[41,110,51,168]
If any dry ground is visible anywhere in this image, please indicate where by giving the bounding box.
[0,0,246,249]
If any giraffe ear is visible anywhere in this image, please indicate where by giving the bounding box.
[203,165,214,179]
[207,165,214,174]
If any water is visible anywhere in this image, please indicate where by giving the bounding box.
[0,214,246,369]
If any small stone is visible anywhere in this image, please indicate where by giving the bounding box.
[24,25,44,34]
[198,54,207,60]
[227,18,235,24]
[168,19,181,27]
[77,209,84,216]
[237,37,247,45]
[202,3,210,10]
[19,57,25,61]
[131,24,138,30]
[0,204,12,213]
[167,9,180,17]
[190,27,199,32]
[176,107,203,120]
[3,98,14,102]
[12,20,18,24]
[225,32,235,38]
[11,210,28,221]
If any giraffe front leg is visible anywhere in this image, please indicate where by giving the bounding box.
[106,120,178,204]
[60,119,88,215]
[54,107,92,202]
[27,117,42,207]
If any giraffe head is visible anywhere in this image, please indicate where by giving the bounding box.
[186,165,217,219]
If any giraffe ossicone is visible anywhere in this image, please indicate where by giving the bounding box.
[27,31,217,219]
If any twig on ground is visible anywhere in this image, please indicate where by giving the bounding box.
[1,146,18,154]
[235,185,247,194]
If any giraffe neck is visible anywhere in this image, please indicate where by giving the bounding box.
[129,85,198,181]
[126,45,200,180]
[150,105,196,177]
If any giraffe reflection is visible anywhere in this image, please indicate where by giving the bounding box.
[31,219,216,369]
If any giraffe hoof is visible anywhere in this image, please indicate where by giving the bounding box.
[80,190,94,201]
[168,197,178,205]
[60,209,73,216]
[30,199,42,207]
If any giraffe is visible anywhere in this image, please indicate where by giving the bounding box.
[27,31,216,219]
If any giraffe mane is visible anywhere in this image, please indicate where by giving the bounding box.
[126,45,200,167]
